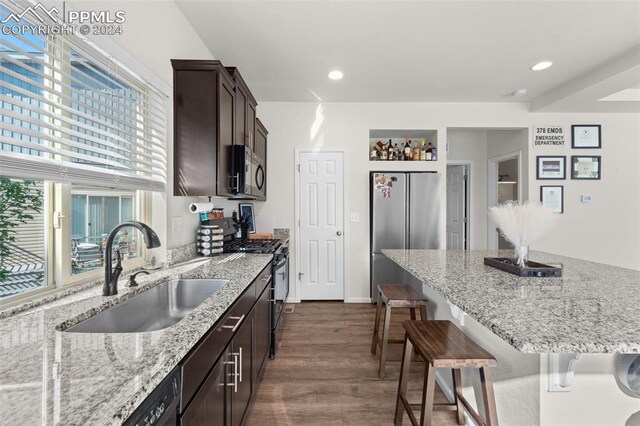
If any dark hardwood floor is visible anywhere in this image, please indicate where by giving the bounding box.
[247,302,459,425]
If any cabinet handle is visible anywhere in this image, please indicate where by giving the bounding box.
[225,354,238,393]
[233,353,238,392]
[229,173,240,192]
[262,274,272,282]
[239,347,243,382]
[222,314,245,332]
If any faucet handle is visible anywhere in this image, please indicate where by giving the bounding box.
[128,270,150,287]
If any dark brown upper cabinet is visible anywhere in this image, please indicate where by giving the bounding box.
[253,118,268,201]
[172,60,235,197]
[225,67,257,152]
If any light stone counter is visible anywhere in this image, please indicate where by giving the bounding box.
[382,249,640,354]
[0,253,272,425]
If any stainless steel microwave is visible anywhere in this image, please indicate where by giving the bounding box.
[230,145,265,199]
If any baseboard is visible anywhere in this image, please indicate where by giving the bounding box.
[435,370,479,426]
[344,297,372,303]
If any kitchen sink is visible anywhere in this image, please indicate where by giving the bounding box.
[64,279,229,333]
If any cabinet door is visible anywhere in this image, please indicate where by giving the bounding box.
[231,312,254,426]
[235,88,247,148]
[173,69,217,196]
[181,348,228,426]
[247,102,256,152]
[254,282,271,383]
[217,77,235,197]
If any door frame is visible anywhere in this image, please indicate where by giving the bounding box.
[294,149,347,302]
[487,151,522,250]
[446,160,473,250]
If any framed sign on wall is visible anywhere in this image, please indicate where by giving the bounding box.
[572,156,601,180]
[572,125,601,149]
[536,156,566,180]
[540,185,564,214]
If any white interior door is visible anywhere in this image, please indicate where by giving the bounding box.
[298,152,344,300]
[446,165,466,250]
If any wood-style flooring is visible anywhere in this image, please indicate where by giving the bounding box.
[246,302,459,425]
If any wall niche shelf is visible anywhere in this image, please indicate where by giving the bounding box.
[369,129,439,162]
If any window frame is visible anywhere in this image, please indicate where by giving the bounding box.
[0,19,166,307]
[54,183,150,288]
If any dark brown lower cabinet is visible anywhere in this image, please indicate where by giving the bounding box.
[179,264,273,426]
[230,311,254,426]
[181,347,228,425]
[254,285,271,383]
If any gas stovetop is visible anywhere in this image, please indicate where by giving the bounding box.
[223,239,282,254]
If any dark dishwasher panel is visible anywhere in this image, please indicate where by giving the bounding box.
[123,367,181,426]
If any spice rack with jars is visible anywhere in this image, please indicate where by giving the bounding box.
[369,130,438,162]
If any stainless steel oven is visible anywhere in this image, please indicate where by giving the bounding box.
[270,242,289,358]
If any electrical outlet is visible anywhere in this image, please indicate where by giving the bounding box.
[581,195,592,203]
[172,216,183,234]
[350,212,360,223]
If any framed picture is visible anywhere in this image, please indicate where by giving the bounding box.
[572,156,601,180]
[238,203,256,233]
[536,156,566,180]
[540,186,564,214]
[572,125,601,149]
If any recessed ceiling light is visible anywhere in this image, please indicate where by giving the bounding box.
[513,89,528,97]
[531,61,553,71]
[328,70,343,80]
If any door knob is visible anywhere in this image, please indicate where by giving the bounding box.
[336,231,342,236]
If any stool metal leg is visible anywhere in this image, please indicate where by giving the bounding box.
[394,335,413,425]
[452,368,464,425]
[420,362,436,426]
[480,367,499,426]
[371,292,383,355]
[378,304,392,379]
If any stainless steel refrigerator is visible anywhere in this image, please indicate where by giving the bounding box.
[370,171,441,301]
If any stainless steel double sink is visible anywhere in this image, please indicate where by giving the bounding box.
[64,279,229,333]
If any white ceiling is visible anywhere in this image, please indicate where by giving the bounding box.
[176,1,640,111]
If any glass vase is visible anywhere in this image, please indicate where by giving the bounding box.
[514,245,529,268]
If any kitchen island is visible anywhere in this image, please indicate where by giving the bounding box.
[0,252,272,425]
[383,249,640,425]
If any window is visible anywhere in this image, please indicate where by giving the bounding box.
[0,177,48,299]
[70,188,142,276]
[0,4,167,302]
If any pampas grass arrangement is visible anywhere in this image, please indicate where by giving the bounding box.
[489,201,557,267]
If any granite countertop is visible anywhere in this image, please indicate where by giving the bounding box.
[383,249,640,354]
[0,253,272,425]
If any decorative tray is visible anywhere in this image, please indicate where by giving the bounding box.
[484,257,562,277]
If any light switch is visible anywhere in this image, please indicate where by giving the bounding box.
[581,195,592,203]
[350,212,360,223]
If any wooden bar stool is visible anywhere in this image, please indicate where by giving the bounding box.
[394,320,498,426]
[371,283,428,379]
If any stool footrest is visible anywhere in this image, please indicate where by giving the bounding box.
[399,395,420,426]
[376,337,404,347]
[406,401,457,411]
[458,393,487,426]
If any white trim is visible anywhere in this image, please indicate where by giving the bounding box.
[294,148,347,302]
[446,160,474,250]
[344,297,372,304]
[487,151,522,250]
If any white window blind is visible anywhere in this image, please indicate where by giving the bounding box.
[0,4,168,191]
